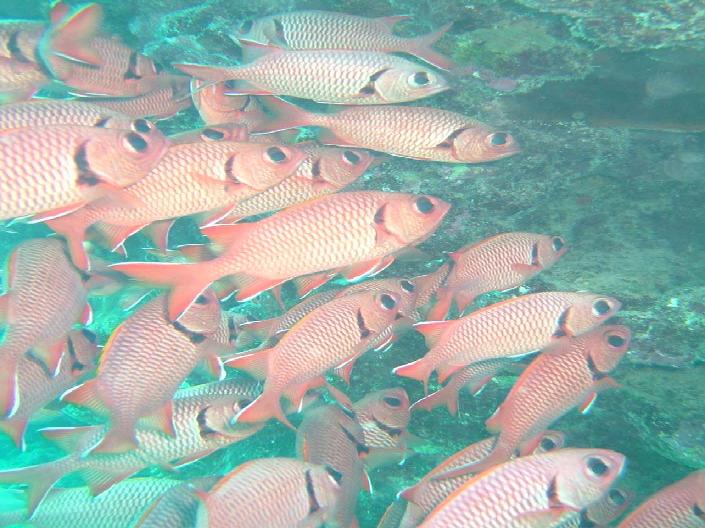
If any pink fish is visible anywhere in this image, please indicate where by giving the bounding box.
[0,99,136,129]
[190,79,272,128]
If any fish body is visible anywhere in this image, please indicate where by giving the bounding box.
[429,232,569,320]
[0,99,137,130]
[0,329,99,449]
[256,97,519,162]
[231,10,453,69]
[0,239,91,418]
[46,140,304,270]
[0,20,47,101]
[112,191,449,320]
[297,404,367,528]
[191,79,272,128]
[420,448,626,527]
[0,20,43,63]
[134,477,219,528]
[618,469,705,528]
[0,122,168,220]
[227,290,402,428]
[412,263,451,314]
[169,123,250,145]
[394,291,622,391]
[0,57,48,102]
[62,291,225,454]
[177,48,448,105]
[558,487,632,528]
[195,458,341,528]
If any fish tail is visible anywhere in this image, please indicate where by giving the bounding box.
[0,352,20,419]
[255,96,314,134]
[0,460,67,517]
[432,443,515,481]
[109,261,214,320]
[406,22,455,70]
[235,317,280,350]
[409,384,459,415]
[392,358,434,395]
[235,390,293,429]
[89,423,139,455]
[425,287,453,321]
[224,347,272,379]
[44,212,92,271]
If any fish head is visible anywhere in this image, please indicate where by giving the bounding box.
[66,328,100,373]
[304,146,374,188]
[450,127,520,162]
[535,234,570,268]
[372,66,449,103]
[207,393,262,435]
[585,487,634,525]
[231,17,274,46]
[357,290,403,334]
[351,277,419,317]
[586,325,631,373]
[377,194,450,246]
[531,430,566,455]
[554,449,626,509]
[355,387,411,435]
[564,293,622,335]
[175,288,222,334]
[309,464,345,515]
[224,142,305,190]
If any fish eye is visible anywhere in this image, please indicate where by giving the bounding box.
[383,396,402,407]
[586,457,610,477]
[195,294,210,305]
[540,437,557,451]
[414,196,435,214]
[81,329,97,343]
[552,237,565,251]
[609,489,627,505]
[124,132,148,152]
[489,132,508,146]
[380,294,397,310]
[401,280,415,293]
[342,150,361,165]
[409,71,430,87]
[592,299,612,316]
[202,128,225,140]
[240,20,254,33]
[607,333,626,348]
[131,118,152,133]
[265,146,287,163]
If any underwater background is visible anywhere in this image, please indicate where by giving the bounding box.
[0,0,704,526]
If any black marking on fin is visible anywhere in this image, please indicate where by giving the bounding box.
[339,405,357,420]
[74,142,102,186]
[310,159,323,181]
[197,407,216,438]
[436,127,469,149]
[66,334,86,372]
[359,68,390,95]
[530,242,540,267]
[8,31,30,63]
[552,307,570,338]
[372,416,402,438]
[305,470,321,514]
[586,354,607,381]
[356,309,371,339]
[374,204,386,225]
[227,317,237,342]
[124,51,142,80]
[339,423,369,455]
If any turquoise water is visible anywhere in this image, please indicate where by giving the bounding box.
[1,1,704,526]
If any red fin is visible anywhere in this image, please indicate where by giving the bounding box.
[294,272,335,297]
[376,14,412,29]
[176,243,215,261]
[43,212,91,270]
[200,222,254,248]
[365,447,411,469]
[236,391,293,429]
[323,379,353,410]
[224,348,271,379]
[81,303,93,325]
[61,378,107,414]
[237,318,279,346]
[413,320,452,347]
[197,206,237,229]
[579,392,598,414]
[200,354,226,380]
[0,461,66,517]
[406,22,455,70]
[517,432,546,457]
[270,284,285,309]
[361,470,372,493]
[32,338,66,377]
[78,468,137,497]
[95,222,146,253]
[0,416,28,450]
[435,362,463,384]
[141,400,175,437]
[344,256,394,281]
[410,386,458,415]
[232,275,285,302]
[485,404,504,434]
[236,41,285,60]
[30,202,86,223]
[42,3,103,69]
[90,427,139,455]
[468,374,494,396]
[393,358,433,395]
[254,96,313,134]
[453,288,477,314]
[317,128,355,147]
[426,287,453,321]
[49,2,70,24]
[399,484,419,503]
[335,357,357,385]
[171,448,216,469]
[40,425,101,453]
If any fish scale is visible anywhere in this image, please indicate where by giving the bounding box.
[353,388,411,452]
[0,99,135,129]
[191,80,270,128]
[0,21,43,62]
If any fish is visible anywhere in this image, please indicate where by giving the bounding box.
[0,99,137,130]
[253,97,520,162]
[191,79,272,128]
[225,290,402,428]
[45,140,305,270]
[617,468,705,528]
[420,448,626,527]
[0,121,169,221]
[558,487,633,528]
[38,3,171,97]
[80,75,193,120]
[231,11,454,69]
[0,20,44,63]
[134,477,219,528]
[433,325,630,480]
[0,20,48,102]
[396,431,565,528]
[412,263,451,315]
[393,291,622,392]
[176,46,449,105]
[0,238,93,418]
[193,457,342,528]
[0,379,262,515]
[62,290,226,454]
[111,191,450,320]
[168,123,251,145]
[427,232,569,320]
[0,57,49,103]
[220,143,374,224]
[0,478,190,528]
[410,358,513,415]
[0,329,99,450]
[296,404,369,527]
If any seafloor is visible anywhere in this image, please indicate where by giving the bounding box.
[1,0,704,526]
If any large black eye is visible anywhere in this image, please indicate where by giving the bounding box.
[125,132,148,152]
[540,437,557,451]
[401,280,415,293]
[587,457,609,477]
[609,489,626,505]
[552,237,565,251]
[195,295,209,305]
[240,20,253,33]
[380,294,397,310]
[203,128,225,140]
[412,71,430,86]
[414,196,435,214]
[607,333,625,347]
[132,119,151,133]
[593,300,611,316]
[489,132,508,145]
[383,396,402,407]
[343,150,360,165]
[266,146,287,163]
[81,329,97,343]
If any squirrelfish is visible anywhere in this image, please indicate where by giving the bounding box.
[112,191,449,320]
[0,239,92,418]
[393,291,621,392]
[194,458,342,528]
[0,20,47,102]
[618,469,705,528]
[254,97,519,162]
[191,79,272,128]
[226,290,402,428]
[420,448,625,527]
[428,232,569,320]
[0,121,168,221]
[0,99,137,130]
[177,46,448,105]
[134,477,219,528]
[231,11,453,69]
[558,487,633,528]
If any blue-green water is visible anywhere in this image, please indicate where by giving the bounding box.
[1,1,704,526]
